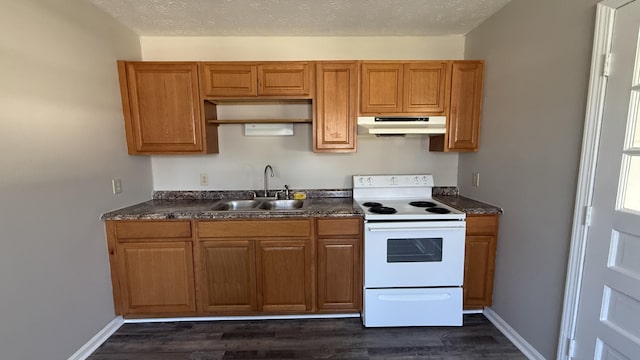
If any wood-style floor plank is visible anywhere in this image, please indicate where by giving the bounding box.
[88,314,526,359]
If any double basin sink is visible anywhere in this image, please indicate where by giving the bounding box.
[211,199,308,212]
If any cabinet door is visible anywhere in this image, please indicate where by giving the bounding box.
[403,62,450,114]
[200,63,257,97]
[317,238,361,311]
[463,214,498,310]
[448,61,484,151]
[199,240,257,313]
[120,62,207,154]
[116,241,196,315]
[360,63,403,113]
[258,63,312,97]
[463,235,497,309]
[314,62,358,152]
[256,240,313,312]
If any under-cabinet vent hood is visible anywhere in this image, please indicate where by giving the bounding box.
[357,116,446,135]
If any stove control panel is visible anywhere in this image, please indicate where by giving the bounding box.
[353,174,435,188]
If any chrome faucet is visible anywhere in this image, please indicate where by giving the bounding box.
[277,184,290,200]
[263,164,274,197]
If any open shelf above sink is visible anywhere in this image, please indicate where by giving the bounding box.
[204,99,313,124]
[207,118,311,124]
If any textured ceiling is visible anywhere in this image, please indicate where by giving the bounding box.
[89,0,512,36]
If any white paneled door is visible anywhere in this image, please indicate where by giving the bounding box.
[573,1,640,358]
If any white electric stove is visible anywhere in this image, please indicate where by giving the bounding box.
[353,174,466,327]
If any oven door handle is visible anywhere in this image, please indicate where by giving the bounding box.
[367,226,465,232]
[378,293,452,302]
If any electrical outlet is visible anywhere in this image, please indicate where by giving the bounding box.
[472,172,480,187]
[112,178,122,194]
[200,173,209,186]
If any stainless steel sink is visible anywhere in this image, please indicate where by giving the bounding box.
[259,199,306,210]
[211,200,262,211]
[211,199,307,211]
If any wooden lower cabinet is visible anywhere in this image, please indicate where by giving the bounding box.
[316,218,362,312]
[199,240,257,312]
[106,220,197,316]
[463,214,499,310]
[107,217,364,317]
[257,240,313,312]
[196,219,314,315]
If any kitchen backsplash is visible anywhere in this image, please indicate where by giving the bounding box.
[153,189,352,200]
[151,124,460,191]
[153,187,457,200]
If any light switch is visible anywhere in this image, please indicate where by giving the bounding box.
[112,178,122,194]
[472,172,480,187]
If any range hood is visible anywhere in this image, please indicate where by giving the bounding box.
[357,116,446,135]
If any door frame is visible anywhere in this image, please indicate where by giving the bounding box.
[557,1,636,359]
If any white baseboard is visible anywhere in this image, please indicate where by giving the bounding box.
[483,307,546,360]
[67,310,542,360]
[463,309,483,314]
[124,313,360,324]
[67,316,124,360]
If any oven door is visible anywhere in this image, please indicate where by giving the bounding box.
[364,221,465,288]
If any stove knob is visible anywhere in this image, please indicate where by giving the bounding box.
[367,177,373,185]
[359,178,365,185]
[390,176,397,185]
[414,176,420,184]
[422,176,428,184]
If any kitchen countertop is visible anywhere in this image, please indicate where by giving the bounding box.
[101,189,502,221]
[435,195,503,215]
[101,197,363,220]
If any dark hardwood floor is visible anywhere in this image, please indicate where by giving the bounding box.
[88,314,526,359]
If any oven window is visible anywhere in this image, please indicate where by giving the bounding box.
[387,238,443,263]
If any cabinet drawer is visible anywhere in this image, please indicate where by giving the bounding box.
[198,220,312,239]
[466,215,498,236]
[258,63,312,97]
[317,218,362,237]
[115,221,192,240]
[200,63,257,97]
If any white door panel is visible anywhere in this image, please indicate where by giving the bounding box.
[574,1,640,359]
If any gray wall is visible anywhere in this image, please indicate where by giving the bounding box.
[459,0,599,358]
[0,0,152,358]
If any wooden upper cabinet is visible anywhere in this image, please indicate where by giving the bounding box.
[200,62,312,99]
[360,63,404,113]
[447,60,484,151]
[404,62,450,114]
[117,61,218,155]
[360,61,450,115]
[258,63,312,97]
[200,63,257,97]
[314,62,359,152]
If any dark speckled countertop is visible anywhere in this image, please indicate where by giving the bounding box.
[101,192,362,220]
[101,189,502,221]
[435,195,503,215]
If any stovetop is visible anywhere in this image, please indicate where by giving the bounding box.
[353,174,466,221]
[355,198,465,220]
